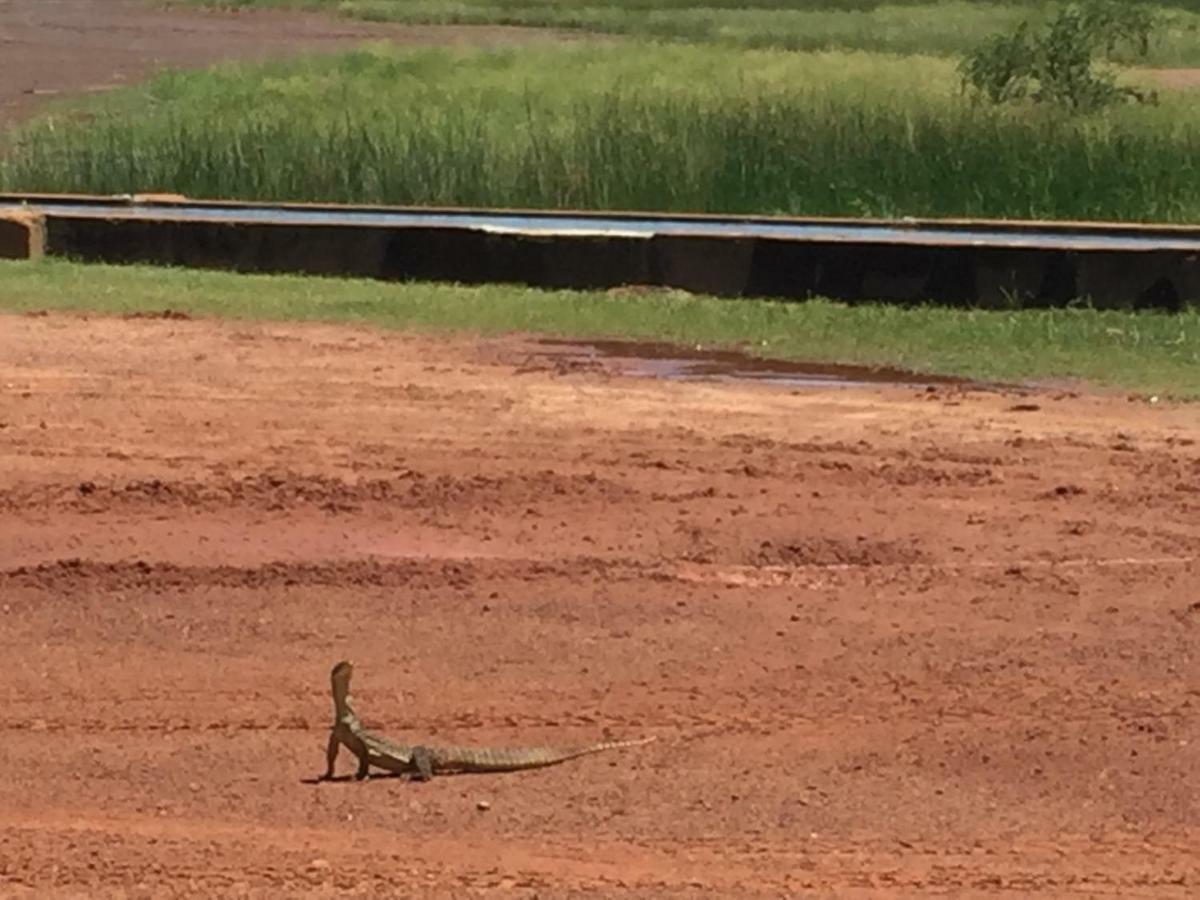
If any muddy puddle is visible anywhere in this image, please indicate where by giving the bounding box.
[532,338,968,389]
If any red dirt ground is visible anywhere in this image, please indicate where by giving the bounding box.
[0,0,574,123]
[1,311,1197,896]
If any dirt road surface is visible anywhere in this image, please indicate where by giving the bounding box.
[0,0,568,123]
[0,311,1197,895]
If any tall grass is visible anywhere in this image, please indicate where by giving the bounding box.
[4,45,1200,220]
[178,0,1200,65]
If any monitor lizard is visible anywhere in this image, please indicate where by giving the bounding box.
[319,659,655,782]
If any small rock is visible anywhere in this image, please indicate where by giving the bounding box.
[307,858,330,871]
[188,782,200,793]
[476,800,491,811]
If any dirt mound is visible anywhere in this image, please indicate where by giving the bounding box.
[0,557,476,593]
[1,469,633,514]
[122,309,193,321]
[751,536,925,568]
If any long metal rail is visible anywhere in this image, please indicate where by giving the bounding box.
[2,193,1197,308]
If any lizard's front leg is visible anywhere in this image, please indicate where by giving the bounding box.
[320,730,340,781]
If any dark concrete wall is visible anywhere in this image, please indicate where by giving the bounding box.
[41,214,1199,311]
[45,217,389,277]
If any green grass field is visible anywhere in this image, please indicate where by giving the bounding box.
[176,0,1200,65]
[3,259,1196,397]
[4,44,1200,221]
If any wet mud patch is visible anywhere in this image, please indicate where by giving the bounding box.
[530,338,974,389]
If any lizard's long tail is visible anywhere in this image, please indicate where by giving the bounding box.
[429,735,657,773]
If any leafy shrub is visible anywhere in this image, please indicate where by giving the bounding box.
[959,1,1159,112]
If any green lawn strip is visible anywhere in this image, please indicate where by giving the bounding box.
[172,0,1200,66]
[3,259,1196,398]
[5,44,1200,222]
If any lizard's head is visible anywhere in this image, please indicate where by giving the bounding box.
[331,659,354,689]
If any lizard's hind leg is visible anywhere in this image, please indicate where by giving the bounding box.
[355,750,372,781]
[410,746,435,782]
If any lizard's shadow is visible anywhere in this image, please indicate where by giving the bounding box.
[300,769,539,785]
[300,773,413,785]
